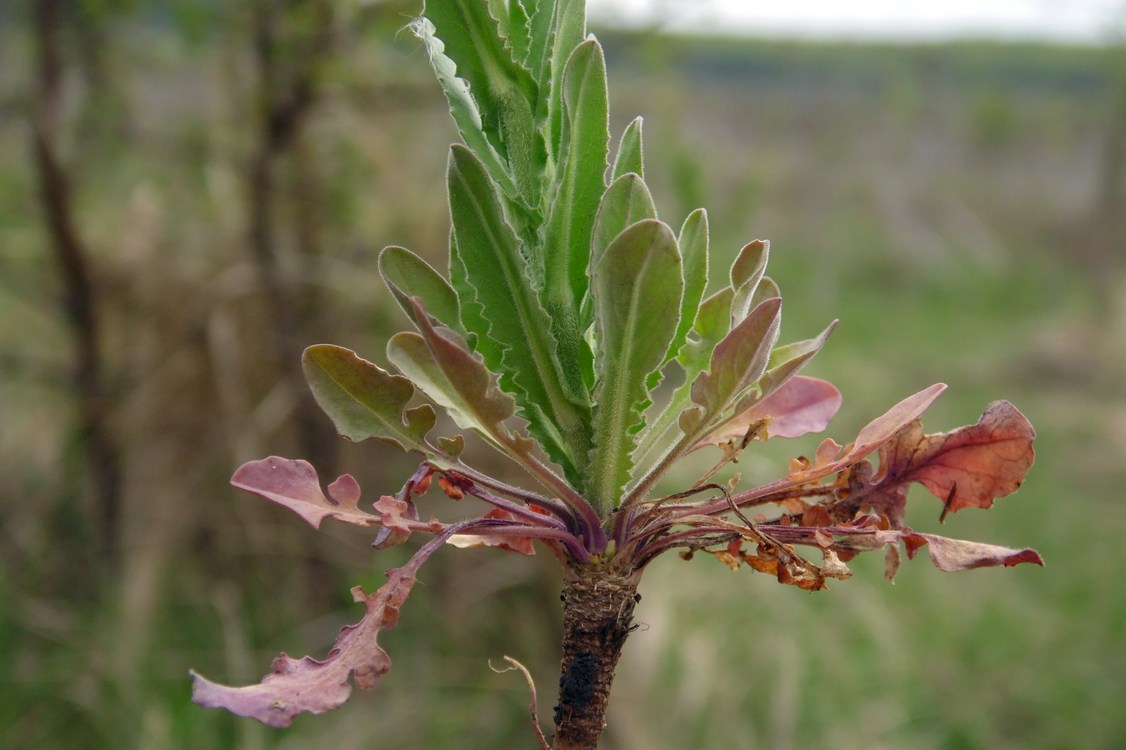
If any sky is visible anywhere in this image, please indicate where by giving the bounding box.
[586,0,1126,44]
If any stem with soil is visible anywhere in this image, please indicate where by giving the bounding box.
[552,565,641,750]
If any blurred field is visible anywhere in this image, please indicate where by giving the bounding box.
[2,5,1124,749]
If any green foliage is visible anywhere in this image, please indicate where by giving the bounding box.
[588,219,682,511]
[377,0,829,508]
[8,0,1122,744]
[302,345,436,454]
[187,1,1042,738]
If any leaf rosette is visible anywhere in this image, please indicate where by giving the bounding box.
[193,0,1041,734]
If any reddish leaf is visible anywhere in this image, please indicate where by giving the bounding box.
[697,376,840,448]
[231,457,442,539]
[789,383,948,483]
[838,400,1035,524]
[719,384,948,515]
[371,496,417,548]
[191,524,477,725]
[231,457,380,529]
[846,383,948,463]
[892,400,1035,514]
[191,565,415,727]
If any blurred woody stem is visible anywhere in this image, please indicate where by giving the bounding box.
[31,0,123,572]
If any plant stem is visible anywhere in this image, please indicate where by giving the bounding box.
[552,565,640,750]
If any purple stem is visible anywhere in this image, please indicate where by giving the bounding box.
[467,484,572,531]
[459,518,591,563]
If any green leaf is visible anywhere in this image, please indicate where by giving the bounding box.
[684,296,783,437]
[446,144,590,478]
[634,283,732,464]
[448,232,489,351]
[611,117,644,181]
[678,286,734,375]
[584,171,659,375]
[302,345,435,454]
[588,219,683,511]
[497,0,535,76]
[751,276,781,311]
[542,38,609,313]
[410,17,518,201]
[537,38,610,416]
[422,1,537,150]
[730,240,769,324]
[529,0,587,158]
[758,320,838,400]
[378,246,463,335]
[665,208,710,367]
[589,173,658,279]
[497,0,532,72]
[525,0,553,82]
[386,312,535,462]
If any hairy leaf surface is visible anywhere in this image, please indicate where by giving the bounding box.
[379,246,463,334]
[730,240,769,324]
[589,172,658,278]
[666,208,710,368]
[302,345,435,453]
[533,0,587,157]
[423,1,538,168]
[410,17,518,200]
[683,296,783,437]
[611,116,644,180]
[589,220,682,509]
[447,144,590,473]
[540,38,609,403]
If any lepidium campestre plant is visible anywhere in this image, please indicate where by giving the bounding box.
[191,2,1042,748]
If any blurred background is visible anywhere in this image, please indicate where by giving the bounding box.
[2,0,1124,747]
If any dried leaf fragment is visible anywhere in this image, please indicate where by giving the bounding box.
[905,532,1044,572]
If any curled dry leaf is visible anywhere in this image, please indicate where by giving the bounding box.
[904,531,1044,572]
[754,522,1043,575]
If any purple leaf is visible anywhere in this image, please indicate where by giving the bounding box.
[889,400,1035,514]
[191,566,415,727]
[830,399,1036,526]
[231,457,441,538]
[694,376,841,448]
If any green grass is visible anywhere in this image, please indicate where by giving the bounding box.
[2,17,1124,749]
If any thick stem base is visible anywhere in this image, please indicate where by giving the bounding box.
[552,566,640,750]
